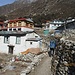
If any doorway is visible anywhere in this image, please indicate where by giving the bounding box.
[8,45,14,54]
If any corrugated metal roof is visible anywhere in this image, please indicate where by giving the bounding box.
[26,38,42,41]
[26,18,33,23]
[0,31,34,36]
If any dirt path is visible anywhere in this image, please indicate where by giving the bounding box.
[29,53,52,75]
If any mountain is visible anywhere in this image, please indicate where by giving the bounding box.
[0,0,75,20]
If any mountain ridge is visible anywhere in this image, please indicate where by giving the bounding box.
[0,0,75,20]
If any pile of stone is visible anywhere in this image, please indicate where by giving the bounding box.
[63,29,75,37]
[51,40,75,75]
[0,48,47,75]
[20,52,47,75]
[0,54,17,74]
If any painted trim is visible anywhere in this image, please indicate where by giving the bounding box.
[0,26,34,30]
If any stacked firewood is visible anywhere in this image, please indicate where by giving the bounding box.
[51,40,75,75]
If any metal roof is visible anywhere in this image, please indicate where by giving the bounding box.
[26,38,42,41]
[0,31,34,36]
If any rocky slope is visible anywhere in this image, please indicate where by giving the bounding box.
[0,0,75,19]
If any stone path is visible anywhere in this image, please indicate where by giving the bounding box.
[29,53,52,75]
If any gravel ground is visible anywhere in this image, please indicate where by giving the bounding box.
[28,53,52,75]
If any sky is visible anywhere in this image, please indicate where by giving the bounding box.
[0,0,15,6]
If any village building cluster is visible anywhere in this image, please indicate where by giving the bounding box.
[0,17,75,75]
[0,17,75,55]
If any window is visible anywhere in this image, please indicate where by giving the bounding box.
[30,42,32,45]
[35,36,38,38]
[14,22,16,26]
[9,28,12,31]
[18,28,21,31]
[18,22,21,26]
[13,29,16,31]
[16,37,21,44]
[9,23,12,27]
[4,36,10,43]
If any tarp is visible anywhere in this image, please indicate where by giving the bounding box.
[21,48,42,55]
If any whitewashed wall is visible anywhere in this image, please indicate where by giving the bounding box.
[26,33,40,38]
[0,36,8,54]
[25,41,40,49]
[21,27,34,32]
[49,24,57,30]
[0,32,41,55]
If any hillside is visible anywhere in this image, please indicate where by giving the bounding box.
[0,0,75,20]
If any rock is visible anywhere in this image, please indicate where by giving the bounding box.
[4,65,16,70]
[20,71,26,75]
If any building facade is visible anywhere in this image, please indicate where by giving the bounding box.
[0,18,34,32]
[0,18,42,55]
